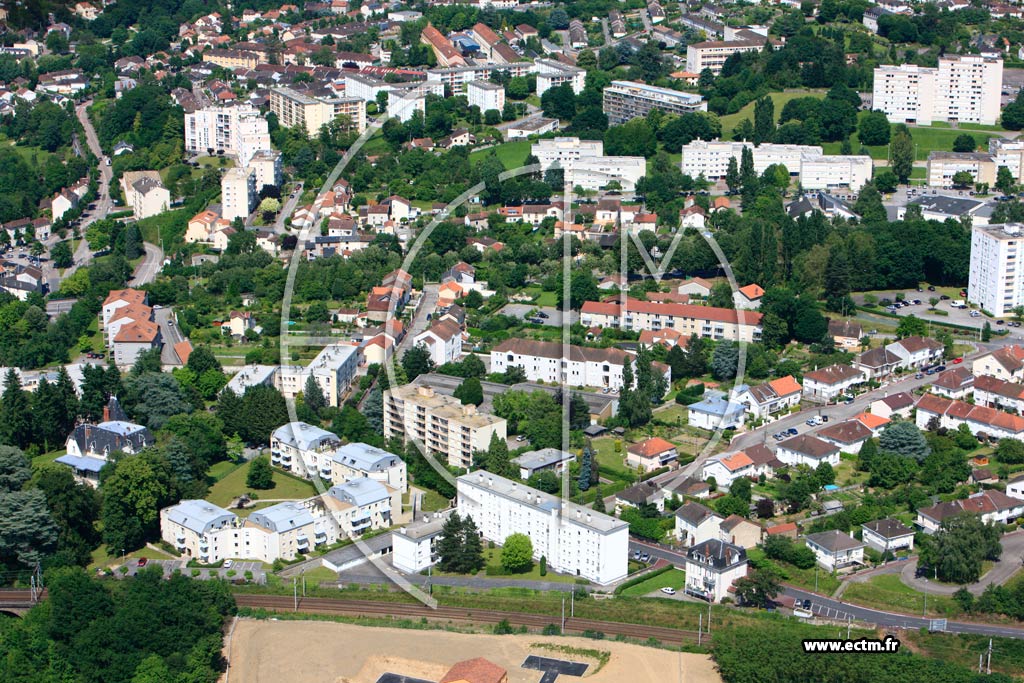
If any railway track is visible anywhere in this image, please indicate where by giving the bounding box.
[234,595,709,645]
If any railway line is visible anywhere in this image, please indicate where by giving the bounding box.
[234,594,709,645]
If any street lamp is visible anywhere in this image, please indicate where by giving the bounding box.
[121,548,125,566]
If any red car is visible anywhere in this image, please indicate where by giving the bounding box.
[952,357,963,364]
[137,558,148,567]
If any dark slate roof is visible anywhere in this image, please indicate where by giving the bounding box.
[686,538,747,569]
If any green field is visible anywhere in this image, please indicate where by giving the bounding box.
[469,139,533,169]
[841,573,958,617]
[747,547,841,595]
[619,568,687,597]
[206,461,318,507]
[592,437,632,476]
[720,90,827,135]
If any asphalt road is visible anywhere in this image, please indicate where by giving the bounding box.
[131,241,164,286]
[397,283,439,360]
[156,306,185,365]
[626,540,1024,639]
[275,182,304,232]
[901,530,1024,596]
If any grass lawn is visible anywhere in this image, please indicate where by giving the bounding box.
[32,450,66,468]
[196,155,234,169]
[207,460,239,482]
[206,462,318,508]
[469,139,533,169]
[418,488,452,512]
[592,437,632,477]
[298,565,340,583]
[841,573,959,617]
[875,165,926,179]
[480,546,582,583]
[720,89,827,135]
[653,403,690,427]
[88,544,176,570]
[533,290,558,307]
[748,547,841,595]
[619,568,687,597]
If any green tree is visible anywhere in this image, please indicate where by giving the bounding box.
[100,452,177,551]
[52,240,73,268]
[996,165,1017,195]
[734,567,782,608]
[982,321,992,342]
[923,514,1002,584]
[131,654,171,683]
[435,511,465,573]
[402,344,435,381]
[730,476,752,503]
[879,421,930,461]
[951,170,974,189]
[500,532,534,573]
[715,495,749,517]
[239,385,289,445]
[874,169,898,193]
[857,110,891,146]
[303,374,326,415]
[996,438,1024,464]
[246,457,274,489]
[32,464,100,564]
[711,341,739,380]
[454,376,484,406]
[578,446,593,492]
[753,96,776,144]
[890,126,915,183]
[952,133,976,153]
[527,470,560,494]
[0,368,32,449]
[484,431,515,478]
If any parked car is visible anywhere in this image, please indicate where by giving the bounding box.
[661,587,676,595]
[224,560,233,569]
[933,365,947,373]
[940,295,951,300]
[137,558,148,567]
[952,357,963,364]
[537,311,549,319]
[640,553,651,563]
[786,428,798,436]
[633,550,642,560]
[928,285,936,291]
[515,434,527,442]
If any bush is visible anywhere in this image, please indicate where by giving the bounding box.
[494,619,515,634]
[542,623,560,635]
[582,630,605,640]
[191,569,201,577]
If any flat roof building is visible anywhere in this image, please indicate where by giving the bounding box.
[602,80,706,126]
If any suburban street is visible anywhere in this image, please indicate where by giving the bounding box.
[156,306,186,365]
[397,283,439,360]
[627,540,1024,640]
[131,241,165,286]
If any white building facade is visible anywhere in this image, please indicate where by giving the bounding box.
[968,223,1024,317]
[872,56,1002,126]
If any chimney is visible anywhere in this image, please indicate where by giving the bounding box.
[103,404,110,422]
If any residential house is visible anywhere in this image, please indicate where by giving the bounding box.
[732,375,802,420]
[853,412,891,436]
[701,451,755,490]
[684,538,748,603]
[915,393,1024,440]
[733,284,764,310]
[805,530,865,571]
[776,434,841,467]
[1007,474,1024,499]
[120,171,170,220]
[815,420,872,454]
[688,392,746,430]
[57,399,155,487]
[616,480,668,513]
[661,473,712,500]
[511,448,575,480]
[718,515,762,549]
[853,347,901,380]
[413,318,463,367]
[973,375,1024,414]
[765,521,798,539]
[870,392,916,419]
[112,319,161,368]
[886,336,945,370]
[931,367,975,399]
[225,311,255,339]
[972,345,1024,381]
[916,490,1024,532]
[674,501,723,546]
[802,364,865,402]
[329,441,407,492]
[677,277,713,297]
[625,437,678,471]
[270,421,342,479]
[861,518,915,554]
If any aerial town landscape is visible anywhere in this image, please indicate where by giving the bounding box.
[9,0,1024,681]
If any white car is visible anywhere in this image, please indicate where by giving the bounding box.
[660,587,676,595]
[224,559,233,569]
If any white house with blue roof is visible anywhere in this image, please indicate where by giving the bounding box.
[687,391,745,431]
[58,398,155,487]
[330,442,407,492]
[270,421,342,479]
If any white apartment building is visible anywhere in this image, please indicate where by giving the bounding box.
[533,58,586,96]
[580,298,763,343]
[602,80,707,125]
[968,223,1024,316]
[680,140,871,191]
[466,80,506,113]
[276,344,360,407]
[456,471,629,585]
[387,91,425,122]
[426,62,534,93]
[248,149,283,191]
[490,338,669,392]
[120,171,169,220]
[990,138,1024,182]
[872,56,1003,126]
[685,31,769,75]
[393,510,453,573]
[270,421,342,479]
[531,137,646,191]
[161,480,395,564]
[270,86,368,137]
[220,166,257,222]
[384,383,507,469]
[331,441,408,493]
[926,152,997,188]
[184,104,271,167]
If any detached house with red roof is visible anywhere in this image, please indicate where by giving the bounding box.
[885,336,944,370]
[701,450,755,490]
[870,392,916,419]
[916,490,1024,532]
[732,375,801,420]
[931,366,975,399]
[776,434,841,467]
[413,319,463,366]
[626,436,678,471]
[733,283,764,310]
[972,344,1024,381]
[815,419,872,454]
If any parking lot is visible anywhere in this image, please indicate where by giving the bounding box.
[114,557,267,584]
[500,303,579,328]
[854,288,990,330]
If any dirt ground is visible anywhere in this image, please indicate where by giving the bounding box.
[224,618,722,683]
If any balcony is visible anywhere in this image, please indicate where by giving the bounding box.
[297,536,310,549]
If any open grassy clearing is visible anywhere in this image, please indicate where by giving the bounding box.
[841,573,959,617]
[206,461,318,508]
[619,568,687,597]
[720,89,827,134]
[469,139,533,169]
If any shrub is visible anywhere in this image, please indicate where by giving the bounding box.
[494,619,515,634]
[191,569,201,577]
[542,623,560,635]
[583,630,605,640]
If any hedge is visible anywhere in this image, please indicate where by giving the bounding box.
[613,564,674,595]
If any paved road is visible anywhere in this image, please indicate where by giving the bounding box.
[131,241,164,286]
[627,539,1024,639]
[900,530,1024,596]
[156,306,185,365]
[275,182,304,233]
[397,283,439,360]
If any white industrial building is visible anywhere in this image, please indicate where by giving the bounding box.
[680,140,872,191]
[968,223,1024,317]
[456,471,629,585]
[872,55,1003,126]
[466,80,506,113]
[184,104,271,167]
[489,338,670,393]
[531,137,646,191]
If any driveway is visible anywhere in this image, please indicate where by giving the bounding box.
[500,303,578,328]
[397,283,438,360]
[900,530,1024,596]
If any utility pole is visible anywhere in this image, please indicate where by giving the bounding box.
[987,638,992,675]
[979,653,984,674]
[707,602,712,633]
[302,576,306,597]
[847,616,852,639]
[561,597,565,634]
[293,577,298,611]
[698,613,702,646]
[571,589,574,617]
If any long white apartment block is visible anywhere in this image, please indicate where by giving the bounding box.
[185,104,271,167]
[531,137,646,191]
[872,55,1002,126]
[426,62,534,92]
[680,140,871,191]
[968,223,1024,316]
[602,80,706,125]
[457,471,629,585]
[990,138,1024,182]
[270,86,367,137]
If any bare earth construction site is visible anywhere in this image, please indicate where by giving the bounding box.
[225,619,722,683]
